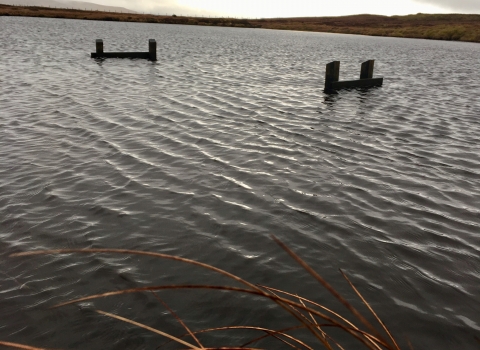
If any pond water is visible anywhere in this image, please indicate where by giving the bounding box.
[1,16,479,349]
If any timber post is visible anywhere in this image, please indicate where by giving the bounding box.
[325,61,340,93]
[360,60,374,79]
[95,39,103,55]
[149,39,157,61]
[324,60,383,93]
[91,39,157,61]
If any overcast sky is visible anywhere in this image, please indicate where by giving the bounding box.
[88,0,480,17]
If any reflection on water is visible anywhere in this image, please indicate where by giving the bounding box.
[0,16,480,350]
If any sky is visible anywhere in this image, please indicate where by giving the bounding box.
[88,0,480,17]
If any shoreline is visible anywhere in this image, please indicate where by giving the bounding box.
[1,5,480,43]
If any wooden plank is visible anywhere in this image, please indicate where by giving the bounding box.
[91,52,150,59]
[331,77,383,89]
[91,39,156,60]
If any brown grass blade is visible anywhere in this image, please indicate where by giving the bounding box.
[242,331,296,350]
[298,296,319,328]
[95,310,201,349]
[261,336,299,349]
[0,342,48,350]
[167,348,264,350]
[271,236,387,345]
[275,290,346,350]
[239,326,304,348]
[159,325,307,350]
[293,302,332,350]
[296,295,337,350]
[10,249,350,348]
[9,248,332,346]
[262,287,326,350]
[294,303,347,350]
[151,292,204,349]
[258,285,358,330]
[295,295,348,350]
[193,326,311,350]
[12,248,391,349]
[263,288,333,348]
[339,270,400,350]
[257,289,382,350]
[53,284,386,349]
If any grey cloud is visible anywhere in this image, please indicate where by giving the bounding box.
[413,0,480,12]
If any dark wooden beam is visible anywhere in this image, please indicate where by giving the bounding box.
[91,52,150,59]
[91,39,157,61]
[331,77,383,89]
[324,60,383,92]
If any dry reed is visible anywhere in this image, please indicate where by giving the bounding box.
[3,236,404,349]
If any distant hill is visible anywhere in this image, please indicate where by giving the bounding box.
[252,13,480,42]
[0,0,136,13]
[1,5,479,43]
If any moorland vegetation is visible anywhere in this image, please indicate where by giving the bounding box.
[1,4,480,43]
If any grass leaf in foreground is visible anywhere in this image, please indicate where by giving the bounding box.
[0,341,49,350]
[95,310,201,349]
[9,238,403,349]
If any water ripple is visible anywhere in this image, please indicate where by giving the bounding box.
[0,16,479,350]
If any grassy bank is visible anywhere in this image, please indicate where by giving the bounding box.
[0,4,259,28]
[1,4,480,42]
[256,13,480,42]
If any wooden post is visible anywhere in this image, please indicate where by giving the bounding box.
[360,60,374,79]
[91,39,157,60]
[96,39,103,54]
[325,61,340,92]
[149,39,157,61]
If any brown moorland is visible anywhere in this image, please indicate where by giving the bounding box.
[257,13,480,42]
[1,4,480,42]
[0,4,259,28]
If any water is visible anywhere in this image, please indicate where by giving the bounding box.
[1,16,479,349]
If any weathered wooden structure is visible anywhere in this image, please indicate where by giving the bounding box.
[91,39,157,61]
[325,60,383,92]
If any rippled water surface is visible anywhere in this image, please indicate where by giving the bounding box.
[1,16,480,349]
